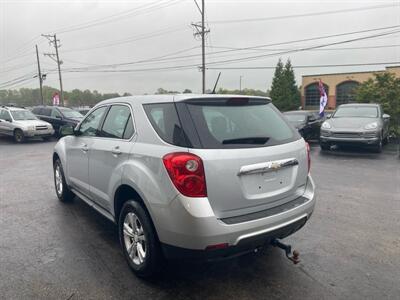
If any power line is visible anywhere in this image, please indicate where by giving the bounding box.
[49,0,183,35]
[56,26,400,72]
[201,25,400,56]
[205,44,400,52]
[209,3,399,24]
[54,29,400,74]
[206,62,400,70]
[62,26,190,53]
[204,29,400,67]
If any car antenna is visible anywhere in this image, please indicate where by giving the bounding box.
[211,72,221,94]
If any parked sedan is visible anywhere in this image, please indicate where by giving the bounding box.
[320,103,390,153]
[32,106,83,136]
[0,106,54,142]
[284,111,323,140]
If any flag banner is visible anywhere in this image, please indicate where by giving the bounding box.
[319,80,327,117]
[52,92,60,106]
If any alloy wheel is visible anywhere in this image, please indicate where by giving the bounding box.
[123,212,147,266]
[55,165,63,195]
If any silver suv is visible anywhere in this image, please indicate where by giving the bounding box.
[0,106,54,142]
[53,95,316,277]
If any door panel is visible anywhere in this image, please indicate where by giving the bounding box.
[88,105,135,210]
[66,136,91,196]
[89,138,133,210]
[67,106,108,197]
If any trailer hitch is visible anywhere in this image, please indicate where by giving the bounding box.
[271,239,300,264]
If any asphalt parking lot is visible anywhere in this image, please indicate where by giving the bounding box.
[0,136,399,300]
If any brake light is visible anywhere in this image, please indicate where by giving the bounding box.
[306,142,311,173]
[163,152,207,197]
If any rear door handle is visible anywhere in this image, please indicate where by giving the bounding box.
[81,144,89,152]
[112,146,122,155]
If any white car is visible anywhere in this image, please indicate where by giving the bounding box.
[0,106,54,142]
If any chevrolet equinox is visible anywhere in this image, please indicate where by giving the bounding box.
[53,94,316,278]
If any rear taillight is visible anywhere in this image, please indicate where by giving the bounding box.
[163,152,207,197]
[306,142,311,173]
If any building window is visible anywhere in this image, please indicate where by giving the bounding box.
[305,82,329,107]
[336,81,359,106]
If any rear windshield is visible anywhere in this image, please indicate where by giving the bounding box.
[144,98,299,149]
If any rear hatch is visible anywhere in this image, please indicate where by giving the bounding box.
[144,96,309,219]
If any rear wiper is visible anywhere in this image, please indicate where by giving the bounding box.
[222,137,269,144]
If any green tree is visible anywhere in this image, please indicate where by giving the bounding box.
[182,89,192,93]
[355,72,400,137]
[269,58,300,111]
[283,59,301,110]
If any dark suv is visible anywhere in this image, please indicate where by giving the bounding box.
[32,106,84,136]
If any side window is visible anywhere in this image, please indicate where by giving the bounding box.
[51,109,62,118]
[31,107,40,114]
[79,106,108,137]
[123,115,135,139]
[100,105,133,139]
[42,108,52,116]
[0,110,11,121]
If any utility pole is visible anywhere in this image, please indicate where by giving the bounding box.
[192,0,209,94]
[35,45,44,105]
[42,34,64,106]
[201,0,205,94]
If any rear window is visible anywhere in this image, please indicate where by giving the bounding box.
[144,98,299,149]
[186,99,297,148]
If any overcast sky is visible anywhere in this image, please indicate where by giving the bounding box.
[1,0,399,95]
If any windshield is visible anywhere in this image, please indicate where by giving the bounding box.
[59,108,83,118]
[284,114,307,123]
[10,110,37,120]
[333,106,378,118]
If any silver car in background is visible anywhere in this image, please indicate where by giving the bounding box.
[320,103,390,153]
[53,94,316,278]
[0,106,54,142]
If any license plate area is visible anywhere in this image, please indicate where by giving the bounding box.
[239,167,295,200]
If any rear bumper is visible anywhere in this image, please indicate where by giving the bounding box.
[152,175,316,254]
[162,216,307,260]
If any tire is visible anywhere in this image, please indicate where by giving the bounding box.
[119,200,162,278]
[372,138,383,153]
[320,142,330,151]
[382,134,388,145]
[53,159,74,202]
[14,129,25,143]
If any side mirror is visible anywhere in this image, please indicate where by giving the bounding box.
[383,114,390,119]
[55,115,62,119]
[5,118,12,122]
[326,113,332,119]
[59,125,75,136]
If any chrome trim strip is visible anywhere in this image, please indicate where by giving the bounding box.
[234,213,308,245]
[237,158,298,176]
